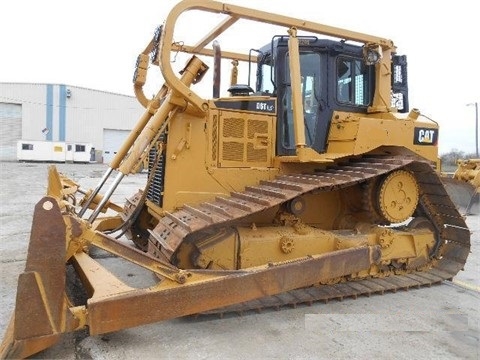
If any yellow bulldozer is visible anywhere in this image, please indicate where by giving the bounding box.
[442,158,479,215]
[0,1,471,358]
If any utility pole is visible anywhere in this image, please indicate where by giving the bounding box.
[467,102,479,157]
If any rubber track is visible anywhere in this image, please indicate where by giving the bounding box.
[148,156,471,313]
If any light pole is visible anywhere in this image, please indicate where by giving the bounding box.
[467,102,479,157]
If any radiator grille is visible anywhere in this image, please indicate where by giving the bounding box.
[222,141,244,162]
[247,142,267,162]
[247,119,268,138]
[218,112,272,167]
[211,115,218,162]
[146,133,167,207]
[223,117,245,138]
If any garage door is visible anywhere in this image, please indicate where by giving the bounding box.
[102,129,130,164]
[0,103,22,161]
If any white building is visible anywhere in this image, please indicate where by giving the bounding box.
[0,83,145,163]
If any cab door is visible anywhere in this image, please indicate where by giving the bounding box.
[276,51,330,155]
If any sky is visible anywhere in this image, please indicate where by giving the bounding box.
[1,0,479,154]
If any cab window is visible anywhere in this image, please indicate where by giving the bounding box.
[336,57,371,106]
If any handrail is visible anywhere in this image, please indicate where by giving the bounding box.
[159,0,396,113]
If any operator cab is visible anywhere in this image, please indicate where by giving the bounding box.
[255,37,407,156]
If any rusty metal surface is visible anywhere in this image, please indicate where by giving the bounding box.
[442,176,479,214]
[147,156,470,315]
[0,198,68,359]
[87,246,378,334]
[201,159,471,314]
[150,156,413,259]
[1,156,471,359]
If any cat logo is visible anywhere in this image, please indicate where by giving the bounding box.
[413,127,438,146]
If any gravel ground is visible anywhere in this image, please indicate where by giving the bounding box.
[0,161,478,360]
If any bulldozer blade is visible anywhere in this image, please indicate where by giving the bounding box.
[0,197,76,359]
[0,316,60,360]
[441,177,479,214]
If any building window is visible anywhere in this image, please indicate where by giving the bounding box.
[75,145,86,152]
[22,143,33,150]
